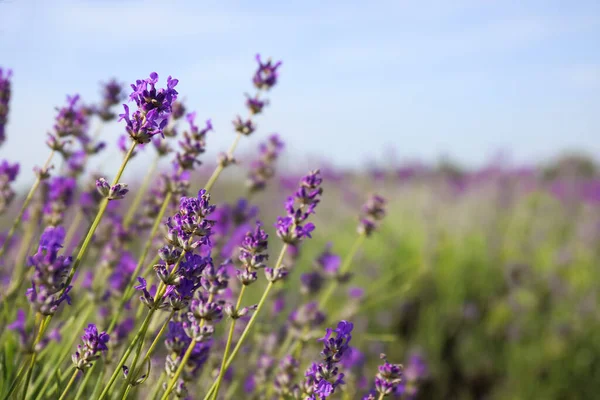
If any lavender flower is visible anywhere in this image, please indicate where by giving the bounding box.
[274,355,300,396]
[119,72,179,144]
[26,226,73,316]
[245,93,268,115]
[0,160,19,214]
[232,115,256,136]
[71,324,110,370]
[97,79,125,121]
[247,134,284,193]
[300,321,354,399]
[175,112,212,170]
[358,194,386,236]
[96,177,129,200]
[373,354,403,397]
[52,94,89,139]
[276,170,323,245]
[237,222,269,278]
[43,176,76,226]
[0,67,12,146]
[164,321,211,384]
[253,54,282,90]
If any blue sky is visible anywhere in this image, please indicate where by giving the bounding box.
[0,0,599,182]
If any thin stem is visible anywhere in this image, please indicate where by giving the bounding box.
[20,313,47,400]
[63,141,138,292]
[106,191,172,333]
[161,338,197,400]
[121,310,174,396]
[377,392,385,400]
[5,206,41,300]
[318,234,365,307]
[58,369,79,400]
[211,285,247,400]
[203,133,242,192]
[2,363,26,400]
[150,371,166,400]
[123,154,160,228]
[0,150,55,258]
[64,209,83,249]
[203,244,288,400]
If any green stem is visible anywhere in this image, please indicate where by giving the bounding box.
[106,192,172,334]
[121,310,174,396]
[161,338,198,400]
[211,285,247,399]
[150,371,166,400]
[5,206,41,300]
[318,234,365,307]
[2,363,26,400]
[20,314,48,400]
[203,133,242,192]
[58,369,79,400]
[203,244,288,400]
[0,150,54,259]
[123,154,160,229]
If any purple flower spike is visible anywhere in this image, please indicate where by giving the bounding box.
[253,54,282,91]
[301,320,354,399]
[119,72,179,144]
[72,324,110,370]
[27,226,73,315]
[97,79,125,121]
[0,67,13,146]
[0,159,19,214]
[358,194,387,236]
[276,170,323,245]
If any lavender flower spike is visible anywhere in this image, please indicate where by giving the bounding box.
[276,169,323,245]
[300,320,354,399]
[253,54,282,90]
[26,226,73,315]
[119,72,179,144]
[0,67,13,146]
[0,160,19,214]
[71,324,110,370]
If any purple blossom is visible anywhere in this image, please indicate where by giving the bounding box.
[247,134,285,193]
[119,72,179,144]
[43,176,76,225]
[253,54,282,90]
[26,226,73,315]
[358,194,387,236]
[245,93,268,115]
[96,78,125,121]
[175,112,212,170]
[373,354,403,397]
[0,159,19,214]
[72,324,110,370]
[276,170,323,245]
[301,321,354,399]
[52,94,89,139]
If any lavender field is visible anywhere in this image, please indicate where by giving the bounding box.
[1,55,599,400]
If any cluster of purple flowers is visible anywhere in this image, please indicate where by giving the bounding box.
[26,226,73,316]
[0,160,19,214]
[0,67,12,146]
[358,194,387,236]
[96,79,125,121]
[175,112,213,170]
[247,134,285,193]
[71,324,110,370]
[299,321,354,399]
[43,176,76,226]
[119,72,179,144]
[276,169,323,245]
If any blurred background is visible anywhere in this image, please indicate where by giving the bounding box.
[1,1,600,399]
